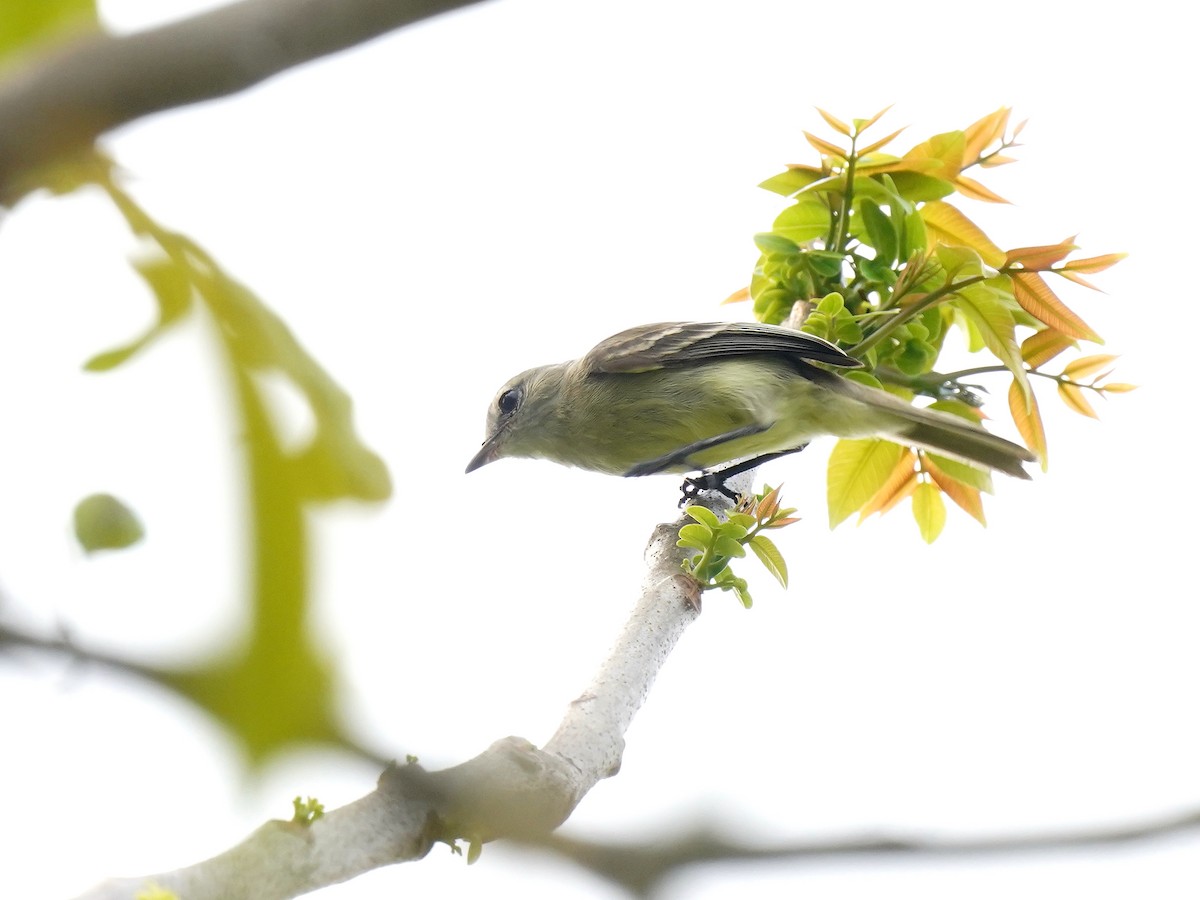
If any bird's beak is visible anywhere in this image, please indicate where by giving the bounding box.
[465,432,504,473]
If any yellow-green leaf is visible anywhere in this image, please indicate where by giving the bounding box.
[857,126,908,157]
[1010,272,1101,342]
[1058,381,1098,418]
[749,534,788,588]
[1062,353,1119,381]
[852,105,894,134]
[804,131,848,159]
[956,282,1033,407]
[952,174,1009,204]
[1009,379,1048,471]
[74,493,144,553]
[920,201,1006,268]
[827,438,906,528]
[962,107,1010,164]
[911,482,946,544]
[816,108,852,136]
[0,0,96,63]
[1099,382,1138,393]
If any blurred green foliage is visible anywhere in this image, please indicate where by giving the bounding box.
[0,0,95,64]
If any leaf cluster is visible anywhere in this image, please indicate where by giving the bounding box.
[291,796,326,827]
[729,107,1132,540]
[677,486,797,607]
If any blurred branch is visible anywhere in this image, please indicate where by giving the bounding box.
[538,807,1200,897]
[0,0,488,201]
[70,517,706,899]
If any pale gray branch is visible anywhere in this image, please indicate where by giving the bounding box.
[72,518,706,899]
[0,0,489,200]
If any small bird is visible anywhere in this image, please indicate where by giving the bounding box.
[466,321,1034,483]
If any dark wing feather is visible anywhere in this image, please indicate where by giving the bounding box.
[580,321,861,374]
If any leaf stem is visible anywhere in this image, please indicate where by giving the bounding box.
[850,272,990,356]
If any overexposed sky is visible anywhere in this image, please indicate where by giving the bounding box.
[1,1,1197,897]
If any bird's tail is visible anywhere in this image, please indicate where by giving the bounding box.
[822,371,1036,479]
[892,408,1034,479]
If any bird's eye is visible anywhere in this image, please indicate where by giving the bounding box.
[497,388,521,416]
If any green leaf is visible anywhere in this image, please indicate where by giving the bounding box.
[713,535,747,558]
[815,292,845,315]
[73,493,144,553]
[676,523,713,550]
[771,200,831,244]
[754,233,801,255]
[911,482,946,543]
[901,208,928,258]
[887,171,956,203]
[858,199,898,265]
[807,250,845,278]
[759,169,825,196]
[685,505,721,528]
[955,281,1033,405]
[0,0,96,63]
[827,438,906,527]
[84,254,195,372]
[748,534,788,588]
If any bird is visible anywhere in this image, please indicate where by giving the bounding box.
[466,321,1034,484]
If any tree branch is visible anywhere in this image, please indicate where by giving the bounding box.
[538,807,1200,896]
[0,0,489,201]
[70,517,704,899]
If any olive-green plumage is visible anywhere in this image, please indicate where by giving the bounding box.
[467,321,1034,480]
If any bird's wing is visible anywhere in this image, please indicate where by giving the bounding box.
[580,321,862,374]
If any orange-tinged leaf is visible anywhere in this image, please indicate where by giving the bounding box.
[1021,328,1076,368]
[873,469,919,517]
[1009,379,1048,471]
[920,201,1006,267]
[953,174,1010,204]
[805,131,848,159]
[979,154,1018,168]
[1099,382,1138,393]
[768,516,801,527]
[857,126,908,157]
[1005,236,1078,269]
[722,285,750,305]
[816,107,852,136]
[926,458,986,525]
[1057,381,1098,418]
[853,105,894,134]
[1059,252,1127,274]
[827,438,906,527]
[757,484,781,520]
[1012,118,1028,138]
[1010,272,1101,341]
[911,482,946,544]
[962,107,1010,164]
[1055,269,1102,291]
[858,448,919,519]
[1062,353,1119,380]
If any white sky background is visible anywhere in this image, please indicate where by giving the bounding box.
[1,0,1197,897]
